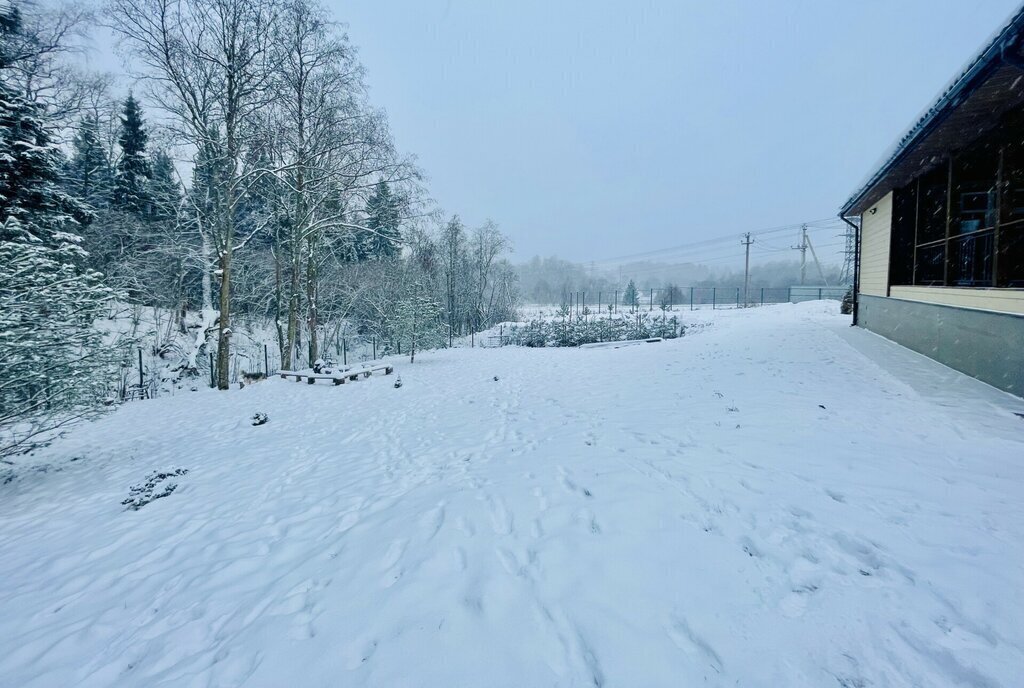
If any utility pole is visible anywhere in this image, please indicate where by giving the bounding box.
[793,224,808,285]
[806,234,829,287]
[741,232,754,307]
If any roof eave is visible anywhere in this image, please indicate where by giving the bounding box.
[840,6,1024,217]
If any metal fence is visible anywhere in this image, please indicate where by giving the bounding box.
[558,285,850,314]
[122,285,851,398]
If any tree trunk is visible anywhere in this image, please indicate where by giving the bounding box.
[216,247,232,389]
[286,232,300,369]
[274,244,287,368]
[201,230,213,311]
[306,234,318,364]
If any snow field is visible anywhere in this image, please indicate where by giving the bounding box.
[1,302,1022,687]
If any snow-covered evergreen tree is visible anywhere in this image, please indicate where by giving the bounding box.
[66,114,114,209]
[393,283,445,363]
[363,180,401,260]
[622,279,639,311]
[0,6,115,459]
[113,94,151,215]
[148,149,182,222]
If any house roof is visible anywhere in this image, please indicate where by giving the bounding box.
[841,5,1024,216]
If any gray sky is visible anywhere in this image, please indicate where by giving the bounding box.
[329,0,1021,265]
[88,0,1024,267]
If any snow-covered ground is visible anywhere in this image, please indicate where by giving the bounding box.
[2,302,1023,687]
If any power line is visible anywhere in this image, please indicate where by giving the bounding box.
[586,217,840,266]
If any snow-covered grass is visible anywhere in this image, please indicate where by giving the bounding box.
[2,302,1023,687]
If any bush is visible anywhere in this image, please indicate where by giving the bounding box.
[841,287,854,315]
[508,313,685,347]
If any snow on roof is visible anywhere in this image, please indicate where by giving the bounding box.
[840,3,1024,216]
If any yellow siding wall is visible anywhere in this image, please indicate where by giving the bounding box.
[889,286,1024,315]
[858,192,893,297]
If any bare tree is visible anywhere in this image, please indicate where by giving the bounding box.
[260,0,418,368]
[468,219,510,330]
[3,1,95,123]
[106,0,284,388]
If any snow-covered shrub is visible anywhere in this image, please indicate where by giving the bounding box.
[508,313,685,347]
[122,469,189,510]
[840,287,854,315]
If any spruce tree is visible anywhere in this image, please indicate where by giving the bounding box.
[623,279,639,311]
[113,94,151,214]
[66,114,114,209]
[148,149,182,221]
[363,180,401,260]
[0,6,115,459]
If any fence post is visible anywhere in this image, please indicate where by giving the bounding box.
[138,348,144,393]
[582,292,586,321]
[373,337,377,360]
[712,287,716,310]
[690,286,694,311]
[819,287,823,300]
[614,290,618,313]
[209,352,215,388]
[471,331,474,348]
[598,291,602,314]
[500,324,504,346]
[788,287,792,303]
[760,287,764,306]
[736,287,740,308]
[343,338,347,366]
[650,288,654,311]
[264,344,269,375]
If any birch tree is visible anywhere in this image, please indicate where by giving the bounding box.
[106,0,283,388]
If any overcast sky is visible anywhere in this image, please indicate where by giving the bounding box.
[91,0,1024,266]
[328,0,1024,265]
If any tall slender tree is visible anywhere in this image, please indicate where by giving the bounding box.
[66,114,114,208]
[363,180,401,260]
[107,0,282,389]
[113,94,151,214]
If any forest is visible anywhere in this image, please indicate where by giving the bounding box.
[0,0,519,458]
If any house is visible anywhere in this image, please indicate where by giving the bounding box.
[841,6,1024,396]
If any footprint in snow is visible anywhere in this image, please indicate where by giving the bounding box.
[419,502,445,540]
[531,518,544,538]
[344,638,378,670]
[456,516,475,537]
[379,539,407,588]
[666,614,723,674]
[739,536,761,558]
[825,489,847,503]
[453,547,468,572]
[488,498,513,535]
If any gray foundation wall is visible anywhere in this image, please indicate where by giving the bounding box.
[856,294,1024,397]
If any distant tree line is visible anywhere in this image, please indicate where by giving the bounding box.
[516,256,842,306]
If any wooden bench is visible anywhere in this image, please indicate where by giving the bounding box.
[279,363,394,385]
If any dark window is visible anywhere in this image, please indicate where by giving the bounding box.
[917,165,948,245]
[949,232,994,286]
[1001,232,1024,287]
[915,243,945,284]
[999,138,1024,287]
[881,104,1024,290]
[889,184,916,285]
